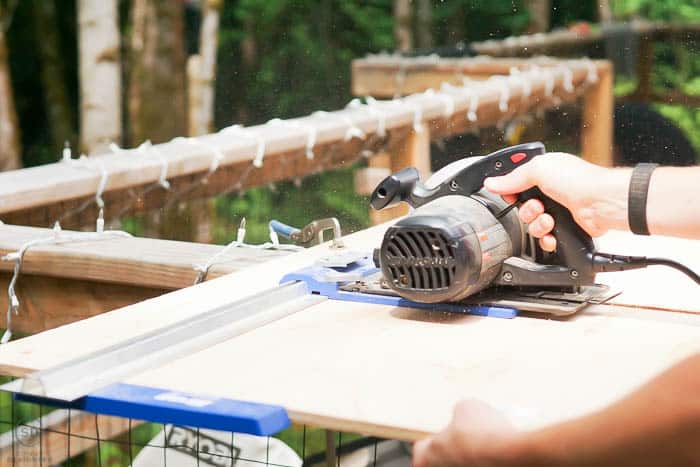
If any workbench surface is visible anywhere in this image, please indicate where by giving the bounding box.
[1,225,698,440]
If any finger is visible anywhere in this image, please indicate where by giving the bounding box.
[412,438,431,467]
[539,234,557,252]
[502,194,518,204]
[483,164,536,195]
[518,199,545,224]
[528,213,555,238]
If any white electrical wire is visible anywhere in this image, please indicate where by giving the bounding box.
[192,219,303,284]
[173,136,225,176]
[424,88,456,119]
[219,125,267,168]
[266,118,317,160]
[488,76,511,113]
[1,218,131,344]
[111,141,171,190]
[544,67,556,98]
[312,111,366,141]
[467,87,480,122]
[402,99,425,133]
[346,98,388,139]
[584,58,599,84]
[136,141,171,190]
[558,65,574,93]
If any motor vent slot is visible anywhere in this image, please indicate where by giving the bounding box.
[383,229,456,291]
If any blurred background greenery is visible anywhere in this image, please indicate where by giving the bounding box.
[2,0,698,246]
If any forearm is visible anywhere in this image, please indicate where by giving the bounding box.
[491,353,700,467]
[593,166,700,239]
[647,167,700,239]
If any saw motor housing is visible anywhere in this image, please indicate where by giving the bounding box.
[377,192,523,303]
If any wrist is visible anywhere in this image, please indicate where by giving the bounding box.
[590,167,631,233]
[480,431,557,467]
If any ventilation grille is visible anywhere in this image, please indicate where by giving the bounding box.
[384,229,456,291]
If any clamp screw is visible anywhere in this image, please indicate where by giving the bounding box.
[495,161,503,170]
[570,270,579,278]
[450,180,459,190]
[502,271,513,282]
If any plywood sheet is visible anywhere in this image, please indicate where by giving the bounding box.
[126,299,700,440]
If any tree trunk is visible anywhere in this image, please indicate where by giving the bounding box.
[188,0,221,136]
[128,0,186,145]
[598,0,613,23]
[0,6,21,171]
[447,4,465,45]
[78,0,122,154]
[416,0,432,49]
[524,0,550,33]
[393,0,412,52]
[32,0,76,153]
[237,16,257,124]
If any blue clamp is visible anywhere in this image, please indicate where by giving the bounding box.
[280,256,517,319]
[12,383,290,436]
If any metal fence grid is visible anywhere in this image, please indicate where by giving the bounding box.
[0,383,411,467]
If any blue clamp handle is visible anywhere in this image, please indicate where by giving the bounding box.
[269,219,300,238]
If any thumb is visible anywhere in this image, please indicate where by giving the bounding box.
[483,165,536,195]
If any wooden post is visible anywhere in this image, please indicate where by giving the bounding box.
[581,62,614,167]
[393,0,412,52]
[633,34,654,102]
[369,127,431,225]
[524,0,551,34]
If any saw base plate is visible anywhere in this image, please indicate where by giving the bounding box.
[339,272,620,317]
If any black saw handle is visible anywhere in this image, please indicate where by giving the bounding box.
[371,142,547,210]
[517,187,596,281]
[370,142,597,282]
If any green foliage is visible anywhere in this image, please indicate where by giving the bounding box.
[212,166,370,245]
[610,0,700,154]
[612,0,700,21]
[216,0,394,126]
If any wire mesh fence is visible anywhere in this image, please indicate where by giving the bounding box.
[0,384,410,467]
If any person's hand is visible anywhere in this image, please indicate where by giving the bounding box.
[483,153,630,252]
[413,399,518,467]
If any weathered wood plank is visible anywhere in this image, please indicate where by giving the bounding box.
[2,58,606,228]
[353,56,613,166]
[0,224,293,335]
[0,224,290,289]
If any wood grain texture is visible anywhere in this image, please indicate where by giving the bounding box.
[0,226,697,439]
[0,274,164,335]
[0,224,290,289]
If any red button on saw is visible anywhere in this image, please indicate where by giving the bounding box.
[510,152,527,164]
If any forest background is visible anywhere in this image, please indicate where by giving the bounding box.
[0,0,698,243]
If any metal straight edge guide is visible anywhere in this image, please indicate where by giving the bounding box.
[1,280,325,436]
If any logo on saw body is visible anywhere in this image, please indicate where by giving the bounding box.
[384,255,456,268]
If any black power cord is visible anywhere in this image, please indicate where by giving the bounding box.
[592,252,700,285]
